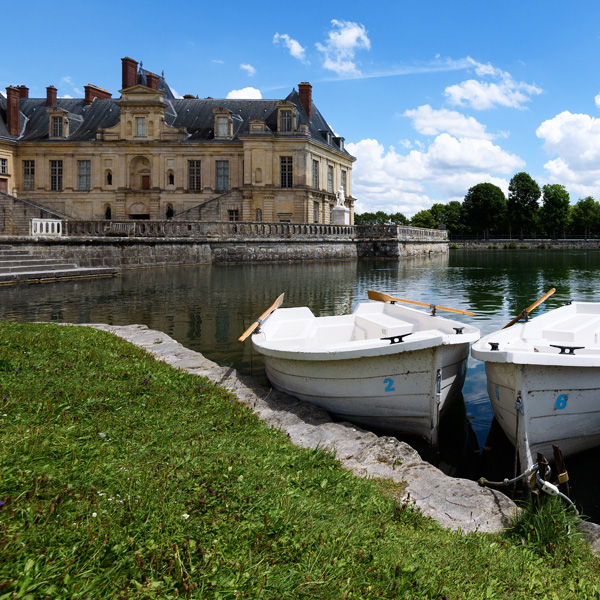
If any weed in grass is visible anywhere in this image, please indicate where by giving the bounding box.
[507,494,587,562]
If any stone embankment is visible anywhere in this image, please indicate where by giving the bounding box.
[81,323,600,549]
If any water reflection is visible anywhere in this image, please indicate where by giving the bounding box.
[3,249,600,518]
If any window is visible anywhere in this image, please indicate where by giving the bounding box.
[23,160,35,190]
[327,165,333,193]
[312,160,319,189]
[280,156,293,188]
[313,201,319,223]
[217,117,229,137]
[0,159,7,175]
[329,204,334,223]
[228,209,239,222]
[135,117,146,137]
[188,160,201,191]
[341,170,347,194]
[280,110,292,132]
[77,160,91,191]
[50,160,63,191]
[216,161,229,191]
[52,116,63,137]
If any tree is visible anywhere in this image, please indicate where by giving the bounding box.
[570,197,600,239]
[388,212,409,225]
[507,172,541,238]
[539,184,570,238]
[354,211,408,225]
[429,201,466,235]
[462,183,506,239]
[410,209,437,229]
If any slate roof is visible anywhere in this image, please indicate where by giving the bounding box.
[0,83,351,156]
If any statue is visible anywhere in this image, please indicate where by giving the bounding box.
[336,185,345,207]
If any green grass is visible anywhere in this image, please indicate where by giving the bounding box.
[1,321,600,599]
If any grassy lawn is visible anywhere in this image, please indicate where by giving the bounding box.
[1,321,599,599]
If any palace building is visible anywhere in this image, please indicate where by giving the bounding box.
[0,57,355,225]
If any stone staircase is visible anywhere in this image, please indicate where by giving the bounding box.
[0,245,119,284]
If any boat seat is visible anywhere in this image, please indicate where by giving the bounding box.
[353,314,413,340]
[543,315,600,346]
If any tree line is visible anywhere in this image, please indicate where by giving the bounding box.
[355,172,600,238]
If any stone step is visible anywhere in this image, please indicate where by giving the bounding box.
[0,263,77,273]
[0,267,120,284]
[0,249,32,257]
[0,258,75,268]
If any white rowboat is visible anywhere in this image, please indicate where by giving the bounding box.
[248,293,479,445]
[471,301,600,471]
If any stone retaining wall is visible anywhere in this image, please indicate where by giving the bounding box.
[0,235,446,267]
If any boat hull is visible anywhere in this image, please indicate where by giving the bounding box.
[485,361,600,467]
[264,342,470,443]
[472,302,600,469]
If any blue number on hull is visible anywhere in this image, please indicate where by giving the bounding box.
[555,394,568,410]
[384,378,395,392]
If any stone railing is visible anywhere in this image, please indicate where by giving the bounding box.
[354,224,447,241]
[65,220,357,240]
[30,218,64,237]
[60,220,446,242]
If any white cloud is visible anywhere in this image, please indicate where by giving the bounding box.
[60,75,82,97]
[316,20,371,76]
[273,33,307,62]
[226,87,262,99]
[444,57,542,110]
[595,94,600,109]
[536,110,600,196]
[347,134,523,216]
[403,105,492,139]
[240,64,256,76]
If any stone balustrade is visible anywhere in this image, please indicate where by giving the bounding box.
[30,218,64,237]
[62,220,446,242]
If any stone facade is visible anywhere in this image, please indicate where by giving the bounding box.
[0,57,355,226]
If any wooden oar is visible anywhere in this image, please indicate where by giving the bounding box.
[502,288,555,329]
[238,293,285,342]
[367,290,475,316]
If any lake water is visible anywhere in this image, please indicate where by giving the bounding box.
[3,249,600,518]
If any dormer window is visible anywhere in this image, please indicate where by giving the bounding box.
[135,117,146,137]
[47,107,69,138]
[213,108,233,139]
[276,102,296,133]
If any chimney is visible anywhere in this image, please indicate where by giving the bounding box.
[84,84,112,106]
[6,87,20,136]
[46,85,57,106]
[146,72,159,90]
[121,56,138,89]
[298,82,312,122]
[17,85,29,99]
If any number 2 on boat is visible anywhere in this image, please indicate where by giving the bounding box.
[384,378,395,392]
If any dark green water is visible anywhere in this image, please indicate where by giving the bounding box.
[3,249,600,517]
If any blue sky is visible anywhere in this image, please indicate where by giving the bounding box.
[4,0,600,217]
